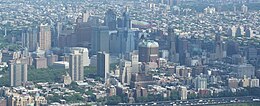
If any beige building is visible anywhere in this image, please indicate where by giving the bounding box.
[39,24,51,51]
[228,78,239,88]
[241,77,250,87]
[34,57,47,69]
[69,51,84,81]
[179,86,187,100]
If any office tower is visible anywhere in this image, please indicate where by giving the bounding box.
[228,77,239,88]
[168,28,177,62]
[241,4,248,13]
[53,22,62,47]
[179,86,187,100]
[178,38,188,65]
[110,29,135,55]
[236,64,255,78]
[104,9,117,30]
[97,52,110,81]
[110,28,135,55]
[69,51,84,81]
[138,40,159,62]
[9,60,28,87]
[68,47,90,67]
[122,7,131,29]
[74,23,92,46]
[195,75,207,91]
[39,24,51,51]
[215,33,224,59]
[82,11,90,22]
[92,26,110,54]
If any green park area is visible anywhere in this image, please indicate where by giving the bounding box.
[0,66,96,86]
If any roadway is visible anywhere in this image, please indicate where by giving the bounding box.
[118,96,260,106]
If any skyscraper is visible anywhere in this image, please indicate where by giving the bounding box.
[9,60,28,87]
[39,24,51,51]
[122,7,131,29]
[215,33,224,59]
[104,9,117,30]
[69,51,84,81]
[168,28,177,62]
[97,52,110,81]
[92,26,110,54]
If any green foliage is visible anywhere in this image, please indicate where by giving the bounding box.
[188,92,197,99]
[64,93,84,103]
[84,66,96,77]
[46,94,62,103]
[68,81,85,94]
[170,90,180,100]
[28,67,67,83]
[106,95,122,105]
[0,73,9,87]
[47,93,84,104]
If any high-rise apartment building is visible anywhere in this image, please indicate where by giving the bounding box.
[39,24,51,51]
[69,51,84,81]
[9,60,28,87]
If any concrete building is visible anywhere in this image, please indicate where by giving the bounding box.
[21,27,38,52]
[9,60,28,87]
[67,47,90,67]
[92,26,110,54]
[175,66,192,77]
[241,76,250,87]
[97,52,110,81]
[104,9,117,30]
[228,77,239,88]
[53,61,69,69]
[39,24,51,51]
[69,51,84,81]
[235,64,255,78]
[138,40,159,62]
[195,76,207,91]
[250,78,259,87]
[179,86,187,100]
[33,57,47,69]
[82,11,90,23]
